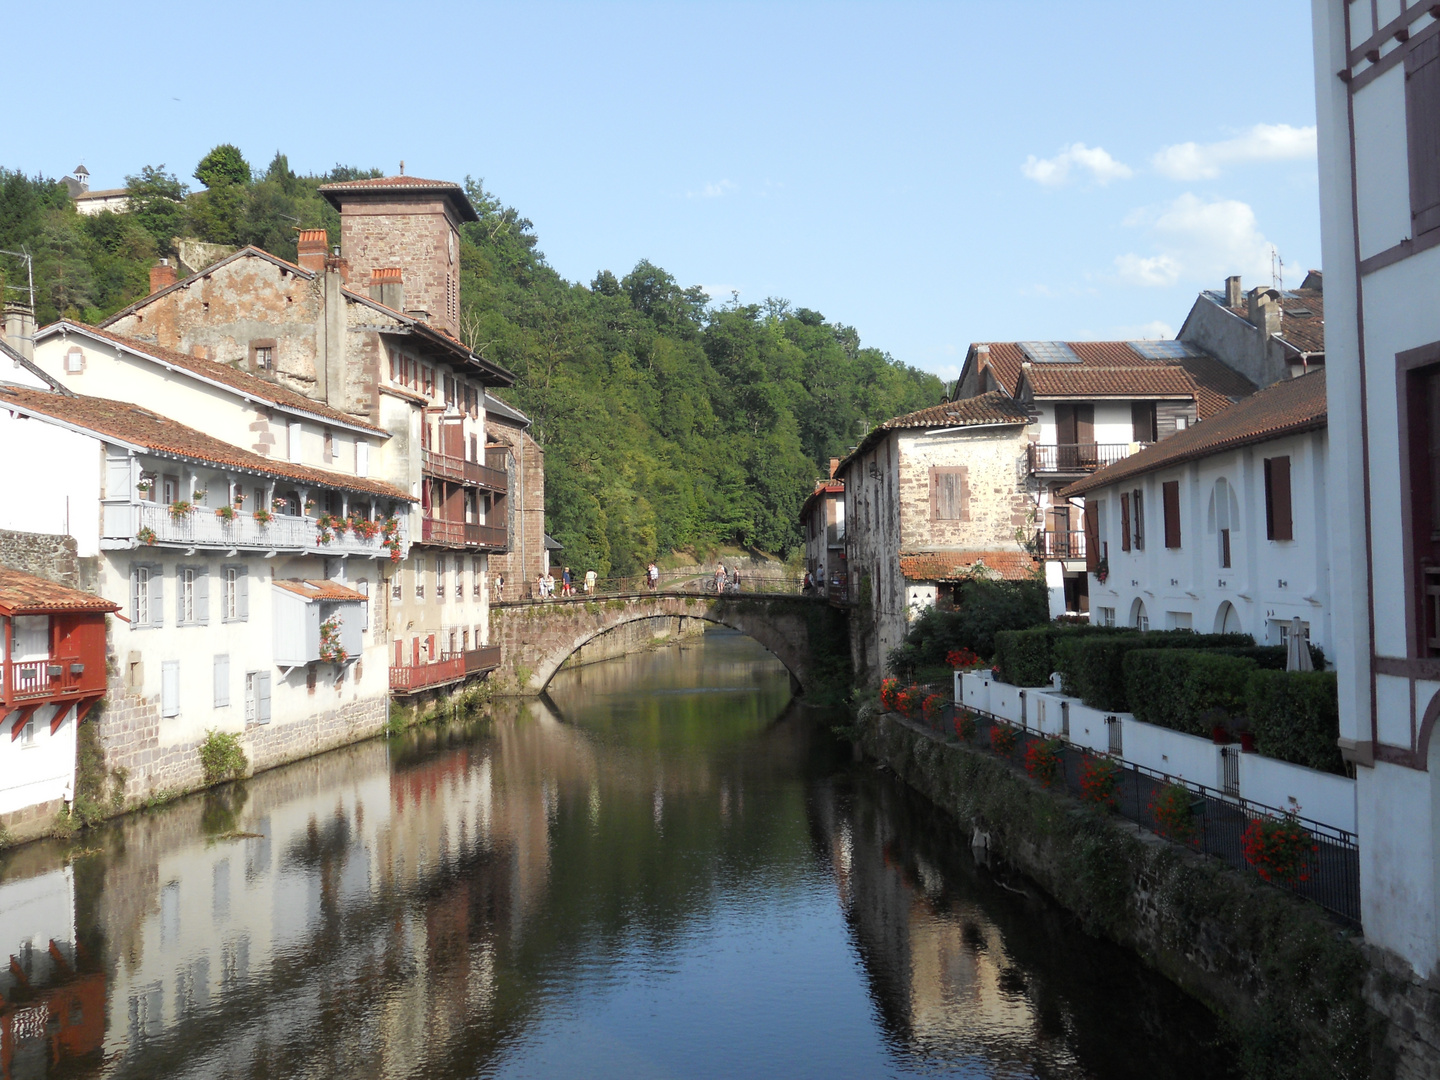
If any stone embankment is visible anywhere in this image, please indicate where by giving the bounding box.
[861,707,1440,1080]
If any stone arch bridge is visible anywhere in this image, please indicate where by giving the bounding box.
[489,592,849,694]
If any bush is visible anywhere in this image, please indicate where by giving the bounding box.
[994,627,1055,686]
[887,577,1049,675]
[198,729,248,785]
[1124,649,1260,737]
[1055,631,1254,711]
[1245,670,1344,775]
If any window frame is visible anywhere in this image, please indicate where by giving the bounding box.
[928,466,970,522]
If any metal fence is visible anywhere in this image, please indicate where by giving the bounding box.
[898,692,1361,926]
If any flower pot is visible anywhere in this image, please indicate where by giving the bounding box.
[1240,731,1255,753]
[1211,725,1231,745]
[69,663,84,676]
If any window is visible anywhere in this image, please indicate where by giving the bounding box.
[1132,402,1158,443]
[179,567,195,623]
[1097,606,1116,627]
[437,559,447,604]
[1162,480,1181,549]
[214,655,230,708]
[254,346,273,372]
[245,671,271,724]
[323,431,334,463]
[163,474,179,505]
[1263,456,1293,540]
[456,557,464,599]
[222,566,248,622]
[473,557,482,598]
[1406,357,1440,654]
[423,366,434,397]
[19,720,34,746]
[929,467,969,521]
[1210,478,1237,569]
[162,661,180,718]
[389,351,399,383]
[288,422,303,464]
[1131,489,1145,550]
[392,567,402,601]
[357,579,370,631]
[1166,610,1193,631]
[131,563,162,628]
[1407,33,1440,239]
[1131,597,1149,632]
[1119,493,1131,553]
[65,347,84,373]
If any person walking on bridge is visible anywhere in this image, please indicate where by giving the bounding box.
[646,562,659,591]
[584,568,597,594]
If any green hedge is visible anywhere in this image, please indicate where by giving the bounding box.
[1246,670,1345,775]
[993,623,1134,687]
[1123,650,1260,736]
[1055,631,1255,711]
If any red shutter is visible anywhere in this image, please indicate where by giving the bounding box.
[1265,457,1293,540]
[1084,499,1101,572]
[1162,481,1181,549]
[1407,34,1440,237]
[1120,493,1131,552]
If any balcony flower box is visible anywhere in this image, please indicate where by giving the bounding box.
[46,664,63,678]
[69,663,84,676]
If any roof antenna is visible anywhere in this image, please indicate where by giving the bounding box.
[399,160,405,176]
[1271,245,1284,292]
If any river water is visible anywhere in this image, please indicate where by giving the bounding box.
[0,629,1236,1079]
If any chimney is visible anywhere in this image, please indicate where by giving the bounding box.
[1248,286,1282,337]
[324,246,351,285]
[149,258,177,294]
[2,303,35,362]
[369,267,404,312]
[829,458,839,479]
[1225,275,1243,308]
[297,229,328,273]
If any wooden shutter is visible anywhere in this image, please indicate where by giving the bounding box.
[1120,493,1131,552]
[1132,402,1156,443]
[1132,490,1145,549]
[196,568,209,624]
[1264,456,1293,540]
[257,672,272,723]
[1162,481,1181,549]
[931,468,968,520]
[214,654,230,708]
[149,566,163,628]
[1407,34,1440,238]
[131,566,143,624]
[236,567,249,621]
[1084,499,1101,572]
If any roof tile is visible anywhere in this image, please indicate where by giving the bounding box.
[899,551,1039,582]
[0,566,119,615]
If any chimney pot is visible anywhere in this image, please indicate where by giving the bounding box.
[1247,286,1282,337]
[296,229,328,273]
[829,457,839,479]
[1225,275,1243,308]
[149,259,178,294]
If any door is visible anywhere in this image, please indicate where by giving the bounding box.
[442,418,465,459]
[1055,404,1077,469]
[1075,405,1095,467]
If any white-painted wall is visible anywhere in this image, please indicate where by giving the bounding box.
[0,409,102,557]
[0,703,79,816]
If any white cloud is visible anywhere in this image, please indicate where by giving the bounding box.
[687,179,736,199]
[1022,143,1133,186]
[1151,124,1317,180]
[699,284,740,301]
[1077,320,1175,341]
[1114,193,1275,287]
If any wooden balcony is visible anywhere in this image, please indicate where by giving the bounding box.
[389,646,501,694]
[422,449,507,493]
[1036,530,1087,560]
[1027,443,1143,475]
[420,517,507,550]
[3,656,105,706]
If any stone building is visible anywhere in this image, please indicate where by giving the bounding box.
[836,393,1036,681]
[483,392,547,598]
[800,462,845,599]
[1177,272,1325,390]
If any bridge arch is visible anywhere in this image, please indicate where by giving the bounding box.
[489,594,845,695]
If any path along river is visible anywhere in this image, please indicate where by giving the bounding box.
[0,629,1237,1079]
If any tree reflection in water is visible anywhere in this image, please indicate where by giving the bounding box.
[0,629,1233,1079]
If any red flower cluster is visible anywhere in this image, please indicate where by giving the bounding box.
[1024,739,1064,788]
[922,693,945,723]
[953,709,977,741]
[1080,757,1120,809]
[1148,783,1199,846]
[1242,813,1318,886]
[946,647,981,670]
[880,678,900,710]
[989,724,1018,755]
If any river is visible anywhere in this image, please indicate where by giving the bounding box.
[0,628,1236,1079]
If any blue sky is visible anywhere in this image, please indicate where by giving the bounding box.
[8,1,1320,386]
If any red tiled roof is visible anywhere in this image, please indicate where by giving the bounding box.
[316,177,479,222]
[899,551,1039,582]
[0,386,415,503]
[273,579,369,602]
[1021,365,1198,399]
[51,323,389,435]
[0,567,119,615]
[799,479,845,521]
[1059,369,1326,499]
[1220,290,1325,356]
[836,392,1030,479]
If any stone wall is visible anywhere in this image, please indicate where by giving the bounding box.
[559,615,706,669]
[485,421,546,591]
[861,710,1401,1079]
[895,426,1032,550]
[0,796,66,844]
[0,527,97,591]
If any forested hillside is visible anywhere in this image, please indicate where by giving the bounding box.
[0,149,943,574]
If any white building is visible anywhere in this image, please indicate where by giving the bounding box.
[800,466,845,598]
[1060,370,1330,650]
[1312,0,1440,974]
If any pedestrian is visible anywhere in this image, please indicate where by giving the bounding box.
[647,562,659,591]
[732,565,742,593]
[495,574,505,602]
[585,568,597,594]
[802,570,813,594]
[713,564,725,594]
[536,572,547,599]
[562,566,573,596]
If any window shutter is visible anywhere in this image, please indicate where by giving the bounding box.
[162,660,180,717]
[214,654,230,708]
[356,441,369,477]
[149,566,163,627]
[236,567,249,621]
[1132,490,1145,549]
[289,421,303,464]
[131,567,142,623]
[196,568,209,624]
[1163,481,1182,549]
[1265,456,1293,541]
[1407,34,1440,237]
[257,672,272,723]
[1120,493,1131,552]
[1084,499,1101,572]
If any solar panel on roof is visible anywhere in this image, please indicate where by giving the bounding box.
[1018,341,1079,364]
[1128,340,1206,360]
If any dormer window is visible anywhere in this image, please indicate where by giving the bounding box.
[65,347,84,373]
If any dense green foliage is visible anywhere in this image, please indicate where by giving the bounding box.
[1124,649,1260,736]
[887,578,1050,677]
[1246,670,1345,775]
[0,149,943,573]
[993,626,1057,687]
[1054,631,1254,711]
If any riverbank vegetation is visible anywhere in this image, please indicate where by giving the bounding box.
[0,148,943,576]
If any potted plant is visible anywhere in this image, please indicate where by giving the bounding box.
[168,499,192,521]
[1024,738,1065,787]
[921,693,945,724]
[192,488,208,503]
[215,505,235,522]
[253,508,273,526]
[315,513,336,546]
[1148,783,1201,846]
[318,614,347,664]
[1080,756,1120,809]
[272,497,288,513]
[381,516,402,561]
[135,476,154,495]
[1242,810,1318,886]
[953,709,977,741]
[1094,556,1109,584]
[989,723,1018,755]
[137,526,157,545]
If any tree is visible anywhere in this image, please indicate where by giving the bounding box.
[194,144,252,189]
[123,166,188,254]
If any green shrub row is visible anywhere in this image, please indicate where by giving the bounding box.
[1055,631,1254,712]
[1246,669,1345,774]
[887,578,1049,676]
[992,623,1134,687]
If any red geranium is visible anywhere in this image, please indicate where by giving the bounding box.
[1024,738,1064,787]
[953,709,977,741]
[922,693,945,723]
[990,724,1018,755]
[946,647,981,670]
[1242,812,1318,886]
[1080,757,1120,809]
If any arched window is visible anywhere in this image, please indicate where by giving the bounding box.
[1207,477,1241,569]
[1130,597,1149,632]
[1214,600,1242,635]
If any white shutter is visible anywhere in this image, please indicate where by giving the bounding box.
[288,421,303,464]
[356,440,369,477]
[357,579,370,630]
[214,654,230,707]
[149,566,164,628]
[161,660,180,717]
[237,567,249,621]
[257,672,272,723]
[196,568,209,624]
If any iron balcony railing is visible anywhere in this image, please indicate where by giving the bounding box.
[1027,442,1143,474]
[421,449,508,493]
[389,646,501,693]
[1035,530,1087,560]
[420,518,508,550]
[105,503,409,557]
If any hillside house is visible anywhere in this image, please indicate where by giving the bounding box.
[801,463,846,601]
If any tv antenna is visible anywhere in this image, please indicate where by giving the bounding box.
[1270,246,1285,292]
[0,248,34,311]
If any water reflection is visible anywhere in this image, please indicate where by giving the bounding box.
[0,629,1232,1079]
